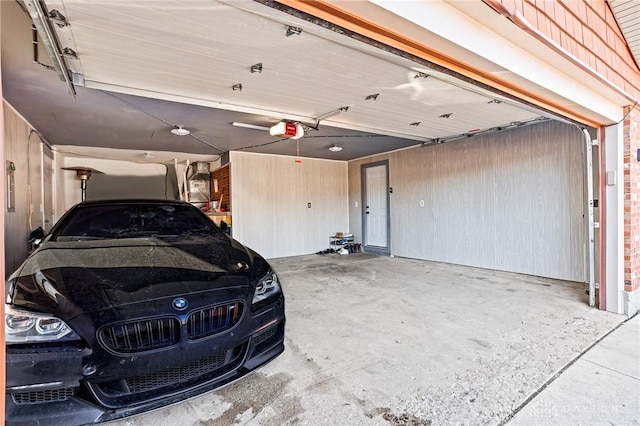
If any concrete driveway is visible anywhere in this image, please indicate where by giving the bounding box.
[110,254,624,426]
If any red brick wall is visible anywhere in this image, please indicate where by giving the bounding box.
[624,107,640,292]
[211,164,231,211]
[487,0,640,101]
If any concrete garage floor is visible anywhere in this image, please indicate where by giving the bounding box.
[111,254,625,426]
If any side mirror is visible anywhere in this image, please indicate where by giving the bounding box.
[28,227,45,249]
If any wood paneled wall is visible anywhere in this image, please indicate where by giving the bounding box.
[349,120,587,282]
[3,103,47,277]
[230,152,348,259]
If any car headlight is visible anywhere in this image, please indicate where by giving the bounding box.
[5,305,81,344]
[252,271,281,305]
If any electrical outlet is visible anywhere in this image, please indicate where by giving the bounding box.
[308,202,311,208]
[355,201,358,208]
[420,200,425,207]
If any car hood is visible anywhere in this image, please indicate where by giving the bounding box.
[8,234,268,318]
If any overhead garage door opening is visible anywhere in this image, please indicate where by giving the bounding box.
[6,1,637,425]
[3,0,599,302]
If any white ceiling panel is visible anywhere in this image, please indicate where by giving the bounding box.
[2,0,554,161]
[48,0,543,141]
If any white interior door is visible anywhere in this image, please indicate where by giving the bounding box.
[364,164,388,248]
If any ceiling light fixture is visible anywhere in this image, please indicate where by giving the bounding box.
[329,144,342,152]
[171,125,190,136]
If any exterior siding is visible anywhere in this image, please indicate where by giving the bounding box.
[624,107,640,293]
[486,0,640,100]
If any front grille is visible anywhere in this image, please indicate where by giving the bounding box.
[88,345,247,408]
[11,387,77,405]
[125,350,229,393]
[253,325,277,346]
[99,317,180,353]
[187,301,244,340]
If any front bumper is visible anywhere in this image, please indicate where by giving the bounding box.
[6,297,285,426]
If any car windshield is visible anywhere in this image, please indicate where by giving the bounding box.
[52,203,218,240]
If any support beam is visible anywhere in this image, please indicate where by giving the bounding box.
[603,122,625,314]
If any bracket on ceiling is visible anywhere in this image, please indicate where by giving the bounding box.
[414,72,429,79]
[250,63,263,73]
[232,83,243,91]
[62,47,77,59]
[286,26,302,37]
[48,9,67,27]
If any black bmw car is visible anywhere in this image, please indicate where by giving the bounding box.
[5,199,285,425]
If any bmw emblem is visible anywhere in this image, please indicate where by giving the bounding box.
[173,297,188,311]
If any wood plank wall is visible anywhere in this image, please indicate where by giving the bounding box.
[3,103,46,277]
[349,120,587,282]
[230,151,348,259]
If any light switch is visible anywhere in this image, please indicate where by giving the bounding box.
[607,171,617,186]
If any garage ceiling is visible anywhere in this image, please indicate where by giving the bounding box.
[3,0,549,162]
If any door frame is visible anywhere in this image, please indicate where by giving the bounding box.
[361,160,390,255]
